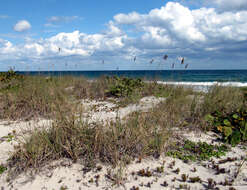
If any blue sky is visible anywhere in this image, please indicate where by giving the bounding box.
[0,0,247,71]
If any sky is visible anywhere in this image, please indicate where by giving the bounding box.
[0,0,247,71]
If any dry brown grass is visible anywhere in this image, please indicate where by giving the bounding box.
[0,76,75,120]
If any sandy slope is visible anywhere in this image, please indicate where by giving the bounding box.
[0,96,246,190]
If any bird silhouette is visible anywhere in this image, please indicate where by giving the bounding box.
[185,64,189,69]
[181,57,185,64]
[163,55,168,60]
[171,63,175,68]
[150,59,154,64]
[134,56,136,62]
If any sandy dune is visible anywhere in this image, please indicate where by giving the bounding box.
[0,97,246,190]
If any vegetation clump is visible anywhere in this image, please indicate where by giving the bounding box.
[0,70,22,83]
[0,165,7,175]
[105,76,144,97]
[137,168,152,177]
[0,70,24,91]
[181,174,188,182]
[189,176,202,183]
[206,109,247,146]
[167,140,228,162]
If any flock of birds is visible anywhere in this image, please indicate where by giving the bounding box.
[58,47,189,70]
[132,54,188,69]
[101,55,188,70]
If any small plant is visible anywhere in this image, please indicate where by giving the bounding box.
[181,174,188,182]
[0,165,7,175]
[189,176,202,183]
[137,168,152,177]
[161,181,168,187]
[130,186,139,190]
[60,186,68,190]
[145,182,151,188]
[88,178,94,183]
[179,184,191,190]
[2,133,15,142]
[173,168,180,174]
[155,166,164,173]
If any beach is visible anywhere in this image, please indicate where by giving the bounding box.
[0,74,247,189]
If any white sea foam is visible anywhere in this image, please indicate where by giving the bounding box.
[155,81,247,92]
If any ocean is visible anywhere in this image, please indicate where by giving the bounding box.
[17,70,247,92]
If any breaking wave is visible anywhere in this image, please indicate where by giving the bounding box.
[156,81,247,92]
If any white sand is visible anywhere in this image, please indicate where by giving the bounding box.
[0,97,246,190]
[81,96,166,125]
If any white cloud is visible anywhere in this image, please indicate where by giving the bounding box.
[0,21,126,61]
[114,2,247,47]
[0,39,16,60]
[214,0,247,11]
[1,2,247,69]
[44,23,59,28]
[47,16,80,23]
[13,20,31,32]
[114,12,143,25]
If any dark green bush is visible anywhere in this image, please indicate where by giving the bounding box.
[105,76,144,97]
[206,109,247,146]
[0,70,24,91]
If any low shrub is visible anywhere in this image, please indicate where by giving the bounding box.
[0,70,24,91]
[105,76,144,97]
[167,140,228,161]
[206,109,247,146]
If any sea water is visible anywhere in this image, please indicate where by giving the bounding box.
[18,70,247,92]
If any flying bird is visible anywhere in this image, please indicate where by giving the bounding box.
[163,54,168,60]
[185,64,189,69]
[181,57,185,64]
[150,59,154,64]
[134,56,136,62]
[58,47,61,52]
[171,63,175,68]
